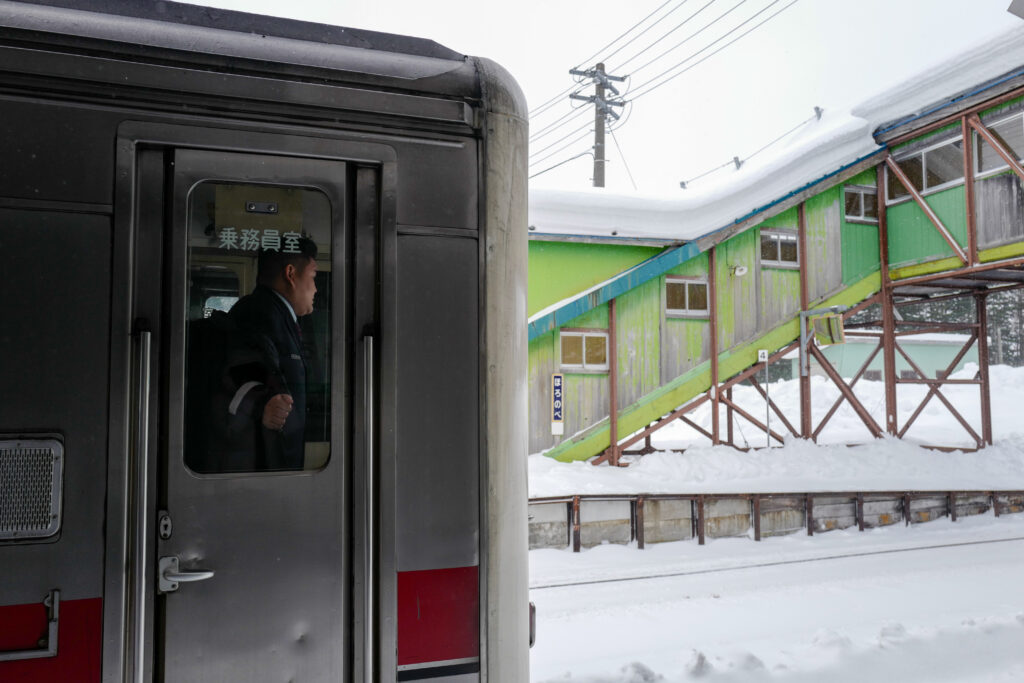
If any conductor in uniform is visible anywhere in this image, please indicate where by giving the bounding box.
[229,237,318,470]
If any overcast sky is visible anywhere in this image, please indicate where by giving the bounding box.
[185,0,1023,195]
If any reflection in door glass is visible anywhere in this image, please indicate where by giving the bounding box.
[184,182,332,474]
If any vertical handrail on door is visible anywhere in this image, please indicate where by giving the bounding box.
[363,335,375,683]
[128,322,151,683]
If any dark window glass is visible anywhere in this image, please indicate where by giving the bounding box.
[184,182,332,474]
[666,281,687,311]
[584,335,607,367]
[561,334,583,366]
[761,234,779,261]
[896,155,923,192]
[688,283,708,311]
[924,141,963,188]
[978,116,1024,173]
[844,189,862,217]
[863,191,878,219]
[779,237,798,263]
[887,167,910,201]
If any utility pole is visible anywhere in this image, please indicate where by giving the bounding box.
[569,63,626,187]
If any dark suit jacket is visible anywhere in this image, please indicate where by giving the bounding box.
[229,285,308,470]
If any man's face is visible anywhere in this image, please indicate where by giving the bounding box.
[286,258,318,317]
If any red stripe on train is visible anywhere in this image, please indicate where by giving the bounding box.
[0,597,102,682]
[397,566,479,666]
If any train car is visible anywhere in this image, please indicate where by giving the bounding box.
[0,1,529,681]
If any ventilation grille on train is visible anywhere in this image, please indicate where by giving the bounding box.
[0,438,63,540]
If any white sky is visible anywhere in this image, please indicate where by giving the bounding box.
[184,0,1023,194]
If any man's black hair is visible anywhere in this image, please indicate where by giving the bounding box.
[256,236,318,286]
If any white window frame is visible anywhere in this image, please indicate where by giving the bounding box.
[559,328,609,373]
[844,185,878,224]
[759,230,799,269]
[886,135,967,205]
[973,110,1024,182]
[665,276,709,318]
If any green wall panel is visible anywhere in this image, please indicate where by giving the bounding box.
[840,172,881,285]
[528,241,661,316]
[616,278,662,408]
[886,185,967,269]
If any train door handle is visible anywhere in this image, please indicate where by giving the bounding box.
[159,556,215,593]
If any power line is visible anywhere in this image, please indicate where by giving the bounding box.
[616,0,747,77]
[529,150,594,180]
[628,0,800,102]
[529,82,589,120]
[609,127,638,190]
[592,0,694,68]
[529,128,594,167]
[573,0,680,70]
[678,107,820,188]
[530,119,593,159]
[613,0,724,73]
[529,0,684,119]
[530,105,589,144]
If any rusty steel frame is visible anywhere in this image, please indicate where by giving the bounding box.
[531,490,1024,552]
[593,298,622,467]
[592,107,1016,463]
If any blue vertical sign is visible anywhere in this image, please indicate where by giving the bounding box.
[551,373,564,435]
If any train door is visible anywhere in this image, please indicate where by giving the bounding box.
[127,146,376,681]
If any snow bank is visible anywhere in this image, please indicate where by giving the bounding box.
[529,364,1024,497]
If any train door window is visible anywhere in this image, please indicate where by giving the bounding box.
[183,181,333,474]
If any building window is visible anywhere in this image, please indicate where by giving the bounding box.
[665,277,709,318]
[887,136,965,203]
[760,230,799,268]
[863,370,882,381]
[844,186,878,223]
[976,111,1024,175]
[560,329,609,372]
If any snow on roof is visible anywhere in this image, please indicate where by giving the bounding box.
[529,26,1024,242]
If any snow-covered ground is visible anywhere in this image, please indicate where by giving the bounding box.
[529,364,1024,681]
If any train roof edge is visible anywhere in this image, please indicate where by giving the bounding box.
[0,0,504,100]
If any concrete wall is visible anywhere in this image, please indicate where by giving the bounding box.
[528,493,1022,550]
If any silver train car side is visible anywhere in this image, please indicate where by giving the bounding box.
[0,1,528,681]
